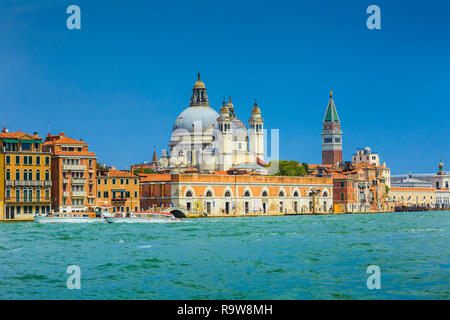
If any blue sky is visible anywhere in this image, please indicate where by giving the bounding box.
[0,0,449,174]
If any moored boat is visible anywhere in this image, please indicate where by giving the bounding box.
[103,211,181,224]
[34,211,106,223]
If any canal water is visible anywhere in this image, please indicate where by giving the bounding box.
[0,211,449,299]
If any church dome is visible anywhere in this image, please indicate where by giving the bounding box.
[172,106,219,133]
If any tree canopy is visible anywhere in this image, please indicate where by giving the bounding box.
[269,160,309,176]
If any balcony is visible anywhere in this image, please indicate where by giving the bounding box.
[72,178,86,184]
[72,191,86,197]
[63,178,70,184]
[15,180,43,187]
[5,180,13,186]
[63,165,86,171]
[44,180,52,186]
[63,191,69,197]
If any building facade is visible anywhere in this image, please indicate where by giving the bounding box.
[0,129,52,220]
[322,91,343,167]
[43,132,97,212]
[352,147,380,166]
[96,166,140,213]
[140,174,333,215]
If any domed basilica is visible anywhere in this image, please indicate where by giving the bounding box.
[158,74,265,173]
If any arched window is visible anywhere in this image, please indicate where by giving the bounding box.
[186,190,193,197]
[28,169,32,180]
[23,169,28,180]
[278,190,285,197]
[323,191,328,197]
[16,169,20,180]
[6,169,10,181]
[45,170,50,181]
[293,191,299,197]
[225,191,231,197]
[206,191,212,197]
[340,192,345,200]
[36,169,41,181]
[244,191,250,197]
[262,190,268,197]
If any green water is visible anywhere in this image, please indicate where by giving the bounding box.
[0,211,449,299]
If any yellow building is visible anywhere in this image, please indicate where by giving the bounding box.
[0,129,52,221]
[389,187,435,208]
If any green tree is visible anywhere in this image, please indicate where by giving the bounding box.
[270,160,308,176]
[134,168,156,175]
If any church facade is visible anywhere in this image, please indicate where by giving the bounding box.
[157,74,265,173]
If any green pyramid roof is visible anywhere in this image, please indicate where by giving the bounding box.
[324,93,340,122]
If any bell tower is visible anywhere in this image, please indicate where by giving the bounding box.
[321,91,342,167]
[249,101,264,161]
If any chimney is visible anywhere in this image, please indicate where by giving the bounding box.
[2,127,6,133]
[383,162,386,168]
[33,132,38,137]
[59,132,65,137]
[80,138,83,142]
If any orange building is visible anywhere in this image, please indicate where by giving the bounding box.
[43,132,97,212]
[140,173,333,215]
[0,129,52,220]
[96,166,140,213]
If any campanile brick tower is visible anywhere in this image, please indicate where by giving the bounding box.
[321,91,342,167]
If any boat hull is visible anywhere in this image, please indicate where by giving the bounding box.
[104,217,180,224]
[34,216,105,224]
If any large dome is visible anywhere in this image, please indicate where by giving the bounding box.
[172,106,219,133]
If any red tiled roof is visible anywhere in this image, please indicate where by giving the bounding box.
[44,133,87,145]
[108,169,138,178]
[54,151,96,157]
[0,131,42,140]
[390,187,435,192]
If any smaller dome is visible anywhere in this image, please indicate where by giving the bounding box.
[251,101,261,115]
[438,162,444,169]
[220,104,229,115]
[194,80,205,89]
[364,146,371,154]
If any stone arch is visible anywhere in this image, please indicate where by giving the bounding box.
[184,188,195,198]
[223,187,233,197]
[242,188,252,197]
[292,188,300,197]
[322,188,330,197]
[261,188,269,198]
[278,188,286,197]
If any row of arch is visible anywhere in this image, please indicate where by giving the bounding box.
[185,188,330,198]
[6,169,50,181]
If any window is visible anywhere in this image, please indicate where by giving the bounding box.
[22,143,31,151]
[293,191,299,197]
[125,191,130,198]
[262,191,268,197]
[15,156,20,165]
[341,192,345,200]
[126,179,129,185]
[120,179,124,185]
[97,191,101,198]
[6,169,10,181]
[335,138,341,143]
[28,170,32,180]
[134,179,138,185]
[324,138,332,143]
[244,191,250,197]
[23,169,28,180]
[97,179,101,185]
[45,170,50,181]
[36,156,41,165]
[340,182,345,188]
[15,188,20,201]
[103,191,109,198]
[6,155,10,165]
[225,191,231,197]
[206,191,212,197]
[36,170,41,181]
[15,169,20,180]
[45,188,50,199]
[134,191,138,198]
[45,157,50,165]
[36,189,41,201]
[112,179,116,185]
[186,190,193,197]
[278,190,284,197]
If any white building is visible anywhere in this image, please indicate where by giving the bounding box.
[158,74,265,173]
[352,147,380,166]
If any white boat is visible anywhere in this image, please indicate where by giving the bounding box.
[103,211,181,224]
[34,212,106,223]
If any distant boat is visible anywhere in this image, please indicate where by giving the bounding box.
[103,211,181,224]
